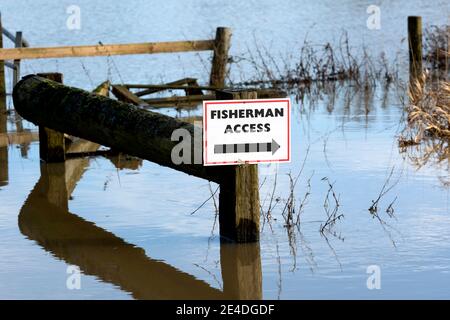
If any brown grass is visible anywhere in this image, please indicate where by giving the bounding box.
[424,25,449,70]
[401,76,450,144]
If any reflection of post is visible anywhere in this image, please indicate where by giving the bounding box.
[220,242,262,299]
[39,163,68,211]
[0,13,5,101]
[0,94,7,186]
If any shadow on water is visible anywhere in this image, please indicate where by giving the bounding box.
[17,149,262,299]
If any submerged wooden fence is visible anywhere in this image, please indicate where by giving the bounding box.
[0,19,231,97]
[0,13,30,96]
[13,75,260,243]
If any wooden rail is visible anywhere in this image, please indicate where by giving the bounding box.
[1,23,231,98]
[0,40,215,60]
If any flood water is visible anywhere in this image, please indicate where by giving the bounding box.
[0,0,450,299]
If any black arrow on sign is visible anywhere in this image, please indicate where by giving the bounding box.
[214,139,281,155]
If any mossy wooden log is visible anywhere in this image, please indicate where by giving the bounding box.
[13,75,229,184]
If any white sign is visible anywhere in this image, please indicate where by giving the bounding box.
[203,98,291,166]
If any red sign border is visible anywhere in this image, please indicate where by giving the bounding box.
[203,98,291,166]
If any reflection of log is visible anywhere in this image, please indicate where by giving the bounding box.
[220,243,262,299]
[106,154,143,170]
[19,160,224,300]
[0,145,7,187]
[13,75,229,184]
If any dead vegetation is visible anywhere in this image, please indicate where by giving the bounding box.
[399,24,449,168]
[319,177,344,240]
[399,74,450,167]
[424,25,449,70]
[229,32,398,93]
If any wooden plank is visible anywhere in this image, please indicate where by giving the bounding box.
[133,83,218,96]
[0,40,215,60]
[92,80,110,97]
[131,86,286,99]
[111,85,148,106]
[143,94,215,105]
[134,78,204,97]
[130,77,198,96]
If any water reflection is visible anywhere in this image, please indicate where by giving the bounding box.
[0,97,7,187]
[18,153,262,299]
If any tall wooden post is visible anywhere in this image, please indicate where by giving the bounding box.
[209,27,231,88]
[13,31,22,86]
[37,73,66,162]
[216,90,260,243]
[408,16,423,82]
[0,13,6,103]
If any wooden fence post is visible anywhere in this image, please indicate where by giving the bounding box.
[216,90,260,243]
[37,73,66,162]
[408,16,423,82]
[0,13,6,102]
[210,27,231,88]
[13,31,22,86]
